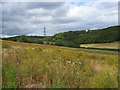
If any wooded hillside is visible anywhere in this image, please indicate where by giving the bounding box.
[2,25,119,48]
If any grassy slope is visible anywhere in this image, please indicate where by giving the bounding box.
[2,40,118,88]
[80,41,119,49]
[58,46,118,56]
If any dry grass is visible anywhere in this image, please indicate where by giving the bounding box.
[80,41,119,49]
[2,40,118,88]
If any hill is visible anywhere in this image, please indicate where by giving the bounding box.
[2,25,119,48]
[53,25,119,47]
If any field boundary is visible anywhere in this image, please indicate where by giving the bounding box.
[80,47,120,52]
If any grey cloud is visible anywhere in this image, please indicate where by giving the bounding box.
[26,2,64,10]
[97,2,117,9]
[2,26,34,35]
[51,17,79,24]
[1,2,118,37]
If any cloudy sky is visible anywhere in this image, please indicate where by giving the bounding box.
[1,0,119,37]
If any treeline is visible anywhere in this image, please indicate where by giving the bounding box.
[2,35,44,44]
[2,25,119,48]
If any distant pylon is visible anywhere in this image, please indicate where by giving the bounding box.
[43,26,46,37]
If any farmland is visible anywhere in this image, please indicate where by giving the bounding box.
[2,40,118,88]
[80,41,119,49]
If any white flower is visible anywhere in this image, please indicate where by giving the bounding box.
[77,72,79,74]
[71,65,73,67]
[46,65,49,67]
[73,62,77,65]
[79,62,81,65]
[66,61,71,64]
[60,57,62,59]
[52,60,56,62]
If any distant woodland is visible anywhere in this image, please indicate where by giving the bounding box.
[2,25,119,48]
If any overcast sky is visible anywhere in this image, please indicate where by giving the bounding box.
[1,0,118,37]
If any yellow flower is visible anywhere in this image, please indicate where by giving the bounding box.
[97,76,100,78]
[8,60,11,63]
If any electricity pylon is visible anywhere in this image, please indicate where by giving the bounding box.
[43,26,46,37]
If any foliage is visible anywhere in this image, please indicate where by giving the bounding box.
[2,57,19,88]
[3,35,44,44]
[53,25,119,47]
[2,25,119,48]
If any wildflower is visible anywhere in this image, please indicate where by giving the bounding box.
[52,60,56,62]
[60,57,62,59]
[16,76,19,79]
[8,60,11,63]
[66,61,71,64]
[79,62,81,65]
[71,65,73,67]
[77,72,79,74]
[97,76,100,78]
[46,65,49,68]
[73,62,77,65]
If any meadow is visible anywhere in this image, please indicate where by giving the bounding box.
[2,40,118,88]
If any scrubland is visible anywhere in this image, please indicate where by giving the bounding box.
[2,40,118,88]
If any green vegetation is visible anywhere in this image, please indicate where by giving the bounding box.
[2,25,119,48]
[3,35,44,44]
[2,40,118,88]
[2,25,119,88]
[58,46,118,56]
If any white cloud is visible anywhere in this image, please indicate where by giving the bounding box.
[1,0,119,2]
[1,1,118,37]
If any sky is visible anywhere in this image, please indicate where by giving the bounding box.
[1,0,119,37]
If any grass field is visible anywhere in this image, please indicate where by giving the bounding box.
[1,40,118,88]
[59,46,118,56]
[80,42,119,49]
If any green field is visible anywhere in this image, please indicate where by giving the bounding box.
[2,40,118,88]
[59,47,118,56]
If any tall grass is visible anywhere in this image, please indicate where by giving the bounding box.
[2,41,118,88]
